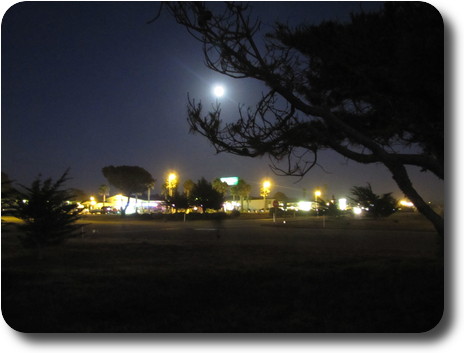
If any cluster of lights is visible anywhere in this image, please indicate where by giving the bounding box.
[399,199,415,208]
[223,201,241,211]
[297,201,312,212]
[87,161,417,216]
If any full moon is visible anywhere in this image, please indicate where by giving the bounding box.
[212,85,225,97]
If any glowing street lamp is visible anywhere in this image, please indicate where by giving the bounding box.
[89,196,96,211]
[261,180,271,211]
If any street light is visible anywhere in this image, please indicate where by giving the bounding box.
[314,190,321,216]
[261,180,271,211]
[167,172,178,197]
[89,196,96,211]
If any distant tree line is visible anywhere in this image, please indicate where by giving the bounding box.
[1,167,399,259]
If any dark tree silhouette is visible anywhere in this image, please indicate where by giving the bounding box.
[212,178,229,197]
[230,178,251,211]
[190,177,224,212]
[11,170,81,259]
[167,190,189,212]
[159,2,444,236]
[102,165,155,215]
[350,183,397,218]
[1,172,16,215]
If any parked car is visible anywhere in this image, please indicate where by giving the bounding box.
[88,206,117,215]
[100,206,118,214]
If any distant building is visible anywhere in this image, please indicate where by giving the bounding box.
[223,197,276,212]
[106,195,165,214]
[82,195,165,214]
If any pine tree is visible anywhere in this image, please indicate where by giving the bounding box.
[12,170,81,259]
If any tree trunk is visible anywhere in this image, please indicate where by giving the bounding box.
[121,195,131,216]
[387,163,444,238]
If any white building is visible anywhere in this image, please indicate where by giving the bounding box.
[84,195,164,214]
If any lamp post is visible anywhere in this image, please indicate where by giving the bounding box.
[167,172,177,197]
[315,190,321,216]
[89,196,96,212]
[165,172,178,214]
[261,180,271,211]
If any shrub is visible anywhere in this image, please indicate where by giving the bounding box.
[350,183,397,218]
[229,209,241,218]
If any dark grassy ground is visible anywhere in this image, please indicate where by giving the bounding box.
[1,214,443,333]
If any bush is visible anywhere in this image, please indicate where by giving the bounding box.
[229,209,241,218]
[350,183,397,218]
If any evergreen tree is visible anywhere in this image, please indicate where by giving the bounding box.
[12,170,81,259]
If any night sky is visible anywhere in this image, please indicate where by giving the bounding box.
[1,1,444,203]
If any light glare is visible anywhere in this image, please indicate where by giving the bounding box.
[297,201,312,212]
[213,85,225,97]
[338,198,347,211]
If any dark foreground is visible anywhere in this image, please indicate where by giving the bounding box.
[2,214,443,333]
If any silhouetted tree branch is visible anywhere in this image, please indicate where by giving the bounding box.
[157,2,444,236]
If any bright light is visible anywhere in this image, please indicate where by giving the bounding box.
[353,207,362,215]
[260,180,271,207]
[220,176,239,186]
[297,201,312,212]
[212,85,225,97]
[315,190,321,198]
[400,199,414,207]
[167,172,178,197]
[167,172,178,188]
[338,198,347,211]
[224,201,240,211]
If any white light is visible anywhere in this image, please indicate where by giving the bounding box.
[220,176,239,186]
[339,198,347,211]
[223,201,240,211]
[353,207,362,215]
[297,201,312,212]
[400,200,414,207]
[212,85,225,97]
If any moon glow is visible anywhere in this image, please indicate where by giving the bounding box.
[212,85,225,97]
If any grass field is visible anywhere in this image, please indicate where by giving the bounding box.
[1,213,443,333]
